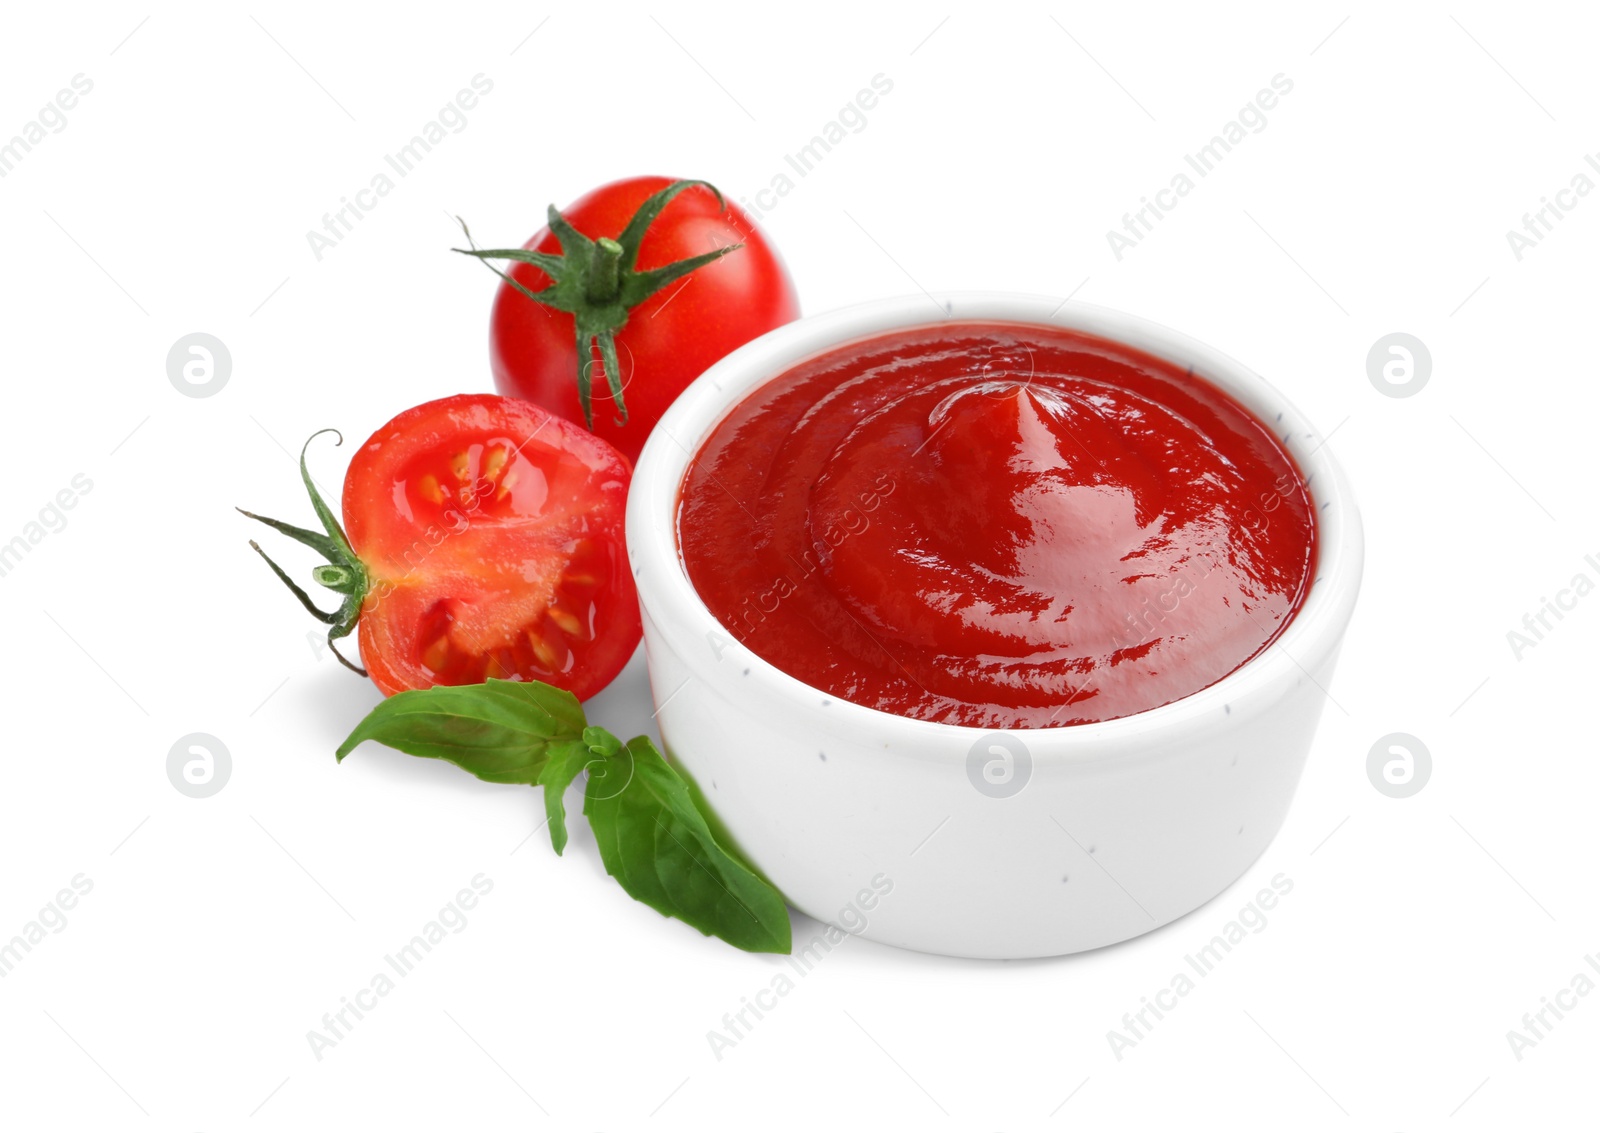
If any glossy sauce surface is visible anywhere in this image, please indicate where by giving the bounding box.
[678,322,1317,728]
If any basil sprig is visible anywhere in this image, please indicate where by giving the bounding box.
[336,679,791,954]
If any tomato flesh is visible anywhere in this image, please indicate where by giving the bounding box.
[344,394,639,700]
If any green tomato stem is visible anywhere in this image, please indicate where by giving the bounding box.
[587,237,624,305]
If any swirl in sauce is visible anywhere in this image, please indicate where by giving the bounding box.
[678,322,1316,728]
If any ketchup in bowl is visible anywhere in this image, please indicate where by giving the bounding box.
[677,322,1316,729]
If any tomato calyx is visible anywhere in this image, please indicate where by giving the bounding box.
[453,179,743,429]
[238,429,370,676]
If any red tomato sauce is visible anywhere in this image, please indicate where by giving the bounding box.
[677,322,1317,728]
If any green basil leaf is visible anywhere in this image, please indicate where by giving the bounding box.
[539,728,631,854]
[334,679,793,955]
[335,678,585,784]
[584,736,791,954]
[537,740,591,855]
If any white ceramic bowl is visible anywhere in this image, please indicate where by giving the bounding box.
[627,293,1362,959]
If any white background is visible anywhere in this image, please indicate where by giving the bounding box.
[1,1,1595,1129]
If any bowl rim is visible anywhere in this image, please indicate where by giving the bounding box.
[627,291,1363,750]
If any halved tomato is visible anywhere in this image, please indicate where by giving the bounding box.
[242,394,640,700]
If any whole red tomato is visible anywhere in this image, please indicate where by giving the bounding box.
[483,176,798,464]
